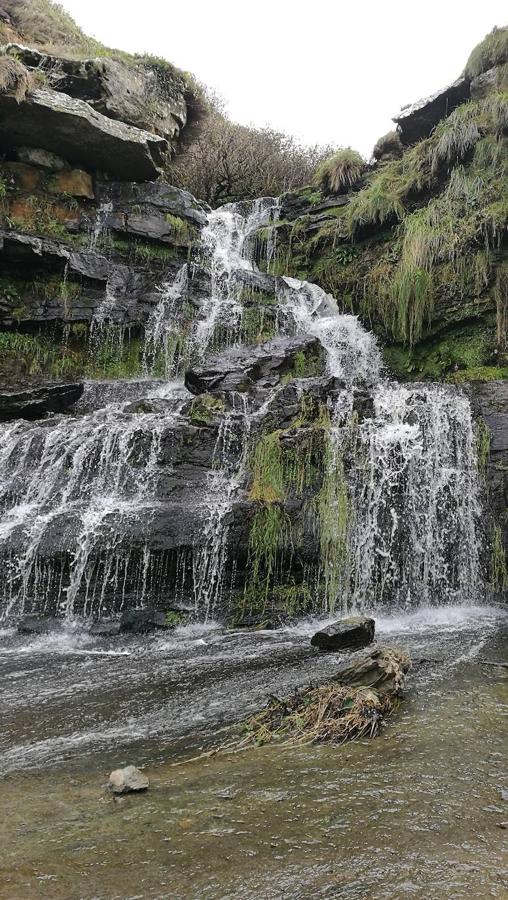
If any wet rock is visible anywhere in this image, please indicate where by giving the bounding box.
[0,87,168,181]
[185,335,325,396]
[393,78,470,144]
[373,130,404,162]
[47,168,95,200]
[108,765,149,794]
[470,65,508,100]
[89,620,121,636]
[0,382,84,421]
[311,616,375,652]
[17,616,63,634]
[119,607,167,633]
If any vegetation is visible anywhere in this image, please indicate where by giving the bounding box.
[0,56,31,102]
[314,149,364,195]
[169,106,335,206]
[464,26,508,80]
[189,394,224,425]
[490,523,508,593]
[474,418,491,474]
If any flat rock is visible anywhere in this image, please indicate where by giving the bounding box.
[185,335,325,396]
[311,616,375,652]
[108,765,149,794]
[89,620,121,636]
[0,87,168,181]
[17,615,63,635]
[0,382,84,421]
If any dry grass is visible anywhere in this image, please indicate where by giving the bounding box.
[222,647,411,749]
[0,56,31,102]
[314,148,365,195]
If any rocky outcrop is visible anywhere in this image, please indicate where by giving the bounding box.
[311,617,376,651]
[0,381,83,420]
[185,335,325,396]
[393,77,470,144]
[5,43,190,147]
[0,87,168,181]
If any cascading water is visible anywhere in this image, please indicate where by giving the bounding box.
[0,195,485,622]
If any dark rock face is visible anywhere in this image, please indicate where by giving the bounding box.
[119,608,168,633]
[393,78,470,144]
[89,620,121,636]
[185,335,325,397]
[467,380,508,598]
[0,88,168,181]
[311,617,376,652]
[0,381,83,421]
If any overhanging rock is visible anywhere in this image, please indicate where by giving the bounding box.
[0,87,168,181]
[393,78,470,144]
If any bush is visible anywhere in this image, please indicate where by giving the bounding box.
[313,148,364,194]
[0,57,31,102]
[168,108,335,205]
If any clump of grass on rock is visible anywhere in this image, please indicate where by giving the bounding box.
[464,25,508,80]
[314,148,365,195]
[0,56,31,102]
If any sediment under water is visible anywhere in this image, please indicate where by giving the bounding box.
[0,606,506,899]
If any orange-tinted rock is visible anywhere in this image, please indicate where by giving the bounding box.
[47,169,94,199]
[3,162,41,192]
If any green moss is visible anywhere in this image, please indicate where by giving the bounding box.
[249,431,285,502]
[110,236,178,263]
[313,430,351,612]
[164,610,186,628]
[241,306,277,344]
[189,394,225,425]
[165,213,192,243]
[382,319,498,381]
[448,365,508,383]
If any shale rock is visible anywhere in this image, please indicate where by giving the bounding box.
[185,335,325,396]
[108,765,149,794]
[311,616,375,652]
[0,87,168,181]
[0,381,83,421]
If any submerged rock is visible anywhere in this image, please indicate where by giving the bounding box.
[311,616,375,652]
[108,765,149,794]
[119,607,167,633]
[17,616,63,635]
[89,620,121,636]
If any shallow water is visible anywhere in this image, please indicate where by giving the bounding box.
[0,606,507,899]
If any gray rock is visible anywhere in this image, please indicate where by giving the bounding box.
[0,382,84,421]
[0,87,168,181]
[89,620,121,636]
[185,335,325,396]
[16,146,67,171]
[470,65,508,100]
[17,616,63,634]
[393,78,470,145]
[119,607,167,633]
[311,616,375,651]
[108,765,149,794]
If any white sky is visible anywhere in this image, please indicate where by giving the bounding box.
[60,0,506,157]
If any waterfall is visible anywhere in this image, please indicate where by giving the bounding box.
[0,194,485,622]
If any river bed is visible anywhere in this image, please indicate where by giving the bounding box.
[0,605,507,899]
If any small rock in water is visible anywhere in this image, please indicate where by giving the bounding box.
[89,620,121,636]
[17,616,63,635]
[311,616,375,652]
[108,765,149,794]
[501,790,508,802]
[119,608,167,633]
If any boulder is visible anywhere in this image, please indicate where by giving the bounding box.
[0,381,84,421]
[108,765,149,794]
[89,620,121,636]
[373,130,404,162]
[470,65,508,100]
[6,44,190,146]
[185,335,325,396]
[16,146,67,171]
[311,616,375,651]
[0,87,168,181]
[119,607,167,633]
[393,77,470,145]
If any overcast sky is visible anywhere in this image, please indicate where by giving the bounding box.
[60,0,506,157]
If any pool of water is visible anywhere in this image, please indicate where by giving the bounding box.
[0,605,507,898]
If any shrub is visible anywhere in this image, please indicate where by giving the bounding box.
[464,25,508,80]
[313,149,364,195]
